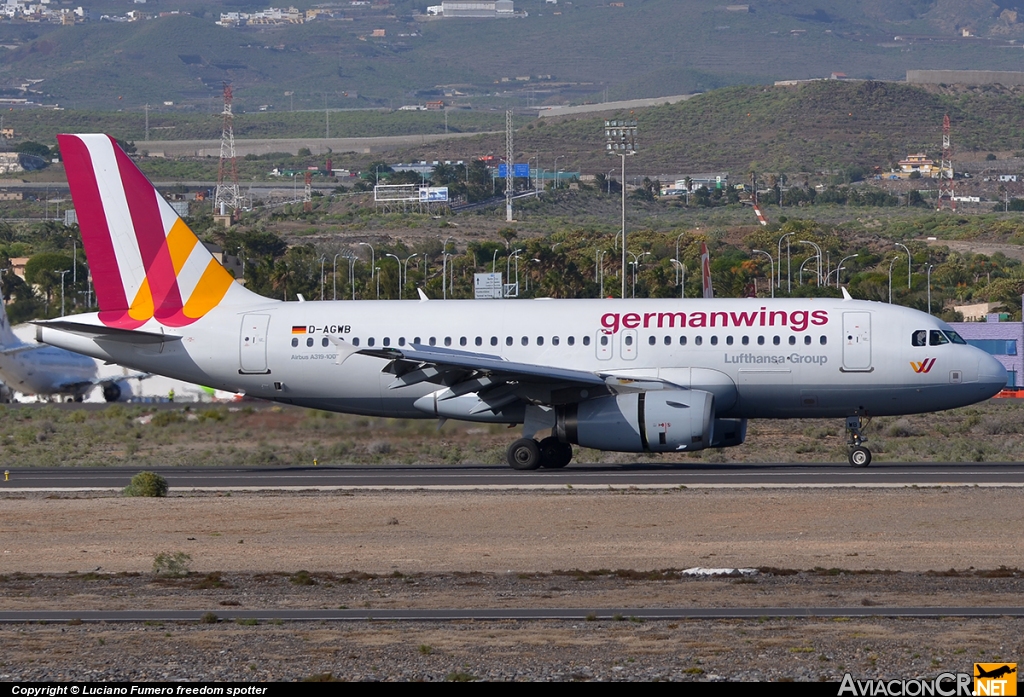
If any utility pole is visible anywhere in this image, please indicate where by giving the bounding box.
[505,109,514,222]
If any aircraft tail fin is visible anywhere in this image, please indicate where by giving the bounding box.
[0,299,22,348]
[700,242,714,299]
[58,134,257,330]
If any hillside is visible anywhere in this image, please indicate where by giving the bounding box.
[3,0,1024,109]
[394,80,1024,175]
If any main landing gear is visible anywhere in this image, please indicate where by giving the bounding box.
[506,436,574,471]
[846,415,871,468]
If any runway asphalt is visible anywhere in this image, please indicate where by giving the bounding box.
[4,462,1024,491]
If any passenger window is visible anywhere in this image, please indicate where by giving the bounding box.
[930,330,949,346]
[567,336,575,346]
[623,335,633,346]
[383,337,390,347]
[399,337,406,346]
[521,336,529,346]
[537,336,544,346]
[726,336,733,345]
[757,336,765,346]
[710,336,718,346]
[444,337,452,346]
[680,336,687,346]
[647,336,655,346]
[552,337,560,346]
[475,337,482,346]
[912,330,927,347]
[695,336,703,346]
[506,337,513,346]
[600,335,609,346]
[291,338,298,347]
[788,336,796,345]
[491,337,498,346]
[773,336,780,346]
[352,337,360,346]
[323,337,330,347]
[414,337,421,344]
[306,337,314,347]
[819,336,827,345]
[367,337,375,347]
[429,337,437,346]
[742,336,749,345]
[459,337,467,347]
[804,335,811,346]
[583,336,591,346]
[664,336,671,345]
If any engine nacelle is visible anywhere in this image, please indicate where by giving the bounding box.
[711,418,747,448]
[556,390,714,453]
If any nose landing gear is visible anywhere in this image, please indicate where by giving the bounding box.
[846,415,871,467]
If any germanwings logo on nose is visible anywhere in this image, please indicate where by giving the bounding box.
[911,358,937,373]
[58,134,235,329]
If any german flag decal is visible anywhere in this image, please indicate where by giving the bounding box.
[292,326,306,335]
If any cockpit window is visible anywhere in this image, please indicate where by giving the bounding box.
[912,330,927,347]
[943,330,967,345]
[929,330,949,346]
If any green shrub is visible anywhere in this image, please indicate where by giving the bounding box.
[153,552,192,578]
[123,471,168,497]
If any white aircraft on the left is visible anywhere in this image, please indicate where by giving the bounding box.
[0,299,137,401]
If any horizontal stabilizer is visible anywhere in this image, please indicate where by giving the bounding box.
[34,320,180,345]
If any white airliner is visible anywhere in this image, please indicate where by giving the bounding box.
[0,297,132,401]
[37,135,1007,468]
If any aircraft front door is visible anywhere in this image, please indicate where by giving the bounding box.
[240,314,271,374]
[842,312,872,371]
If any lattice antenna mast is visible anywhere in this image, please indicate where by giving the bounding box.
[938,113,956,212]
[214,83,241,214]
[505,109,513,222]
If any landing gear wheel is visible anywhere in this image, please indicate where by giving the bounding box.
[507,438,542,471]
[849,446,871,468]
[538,437,573,469]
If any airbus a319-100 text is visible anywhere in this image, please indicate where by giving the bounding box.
[38,135,1008,469]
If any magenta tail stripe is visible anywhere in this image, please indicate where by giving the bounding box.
[113,144,183,315]
[56,135,131,318]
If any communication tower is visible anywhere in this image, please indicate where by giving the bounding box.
[937,113,956,212]
[214,83,242,215]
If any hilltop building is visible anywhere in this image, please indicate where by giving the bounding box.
[426,1,515,17]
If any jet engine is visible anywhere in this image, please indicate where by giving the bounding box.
[556,390,714,453]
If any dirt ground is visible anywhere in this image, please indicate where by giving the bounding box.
[2,488,1022,576]
[3,487,1024,681]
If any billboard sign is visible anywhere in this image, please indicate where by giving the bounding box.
[418,186,449,202]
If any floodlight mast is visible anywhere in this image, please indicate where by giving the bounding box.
[605,118,637,299]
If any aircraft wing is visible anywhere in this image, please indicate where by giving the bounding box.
[357,343,676,409]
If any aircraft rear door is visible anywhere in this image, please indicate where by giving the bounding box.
[842,312,872,371]
[239,314,271,374]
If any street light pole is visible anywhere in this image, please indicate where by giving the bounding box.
[926,264,934,315]
[836,253,859,289]
[358,242,374,296]
[385,253,401,300]
[404,253,419,298]
[889,256,901,304]
[752,250,774,298]
[895,242,912,288]
[777,232,794,291]
[59,270,70,316]
[670,258,686,299]
[332,253,341,300]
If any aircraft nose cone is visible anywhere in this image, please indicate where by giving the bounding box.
[978,354,1008,397]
